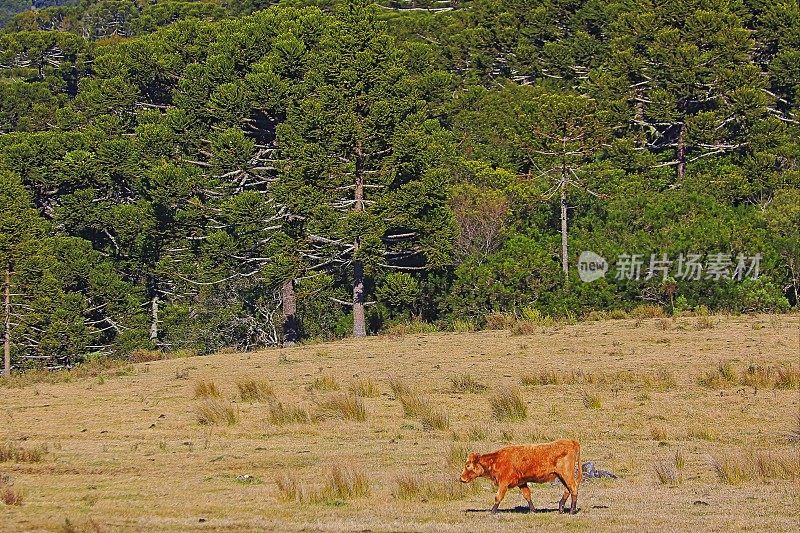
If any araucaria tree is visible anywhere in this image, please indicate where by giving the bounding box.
[513,93,608,278]
[278,2,454,336]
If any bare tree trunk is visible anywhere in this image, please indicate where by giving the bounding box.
[352,140,367,337]
[149,293,159,342]
[3,267,10,376]
[676,121,686,180]
[282,278,298,346]
[353,258,366,337]
[560,162,569,279]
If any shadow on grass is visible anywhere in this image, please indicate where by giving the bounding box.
[464,505,569,514]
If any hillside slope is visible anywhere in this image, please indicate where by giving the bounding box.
[1,314,798,531]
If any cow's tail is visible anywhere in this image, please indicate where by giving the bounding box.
[575,440,582,488]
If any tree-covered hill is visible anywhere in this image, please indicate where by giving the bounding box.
[0,0,76,28]
[0,0,797,371]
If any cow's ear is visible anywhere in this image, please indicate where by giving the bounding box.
[468,452,480,463]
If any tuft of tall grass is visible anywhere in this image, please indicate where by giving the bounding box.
[511,309,559,334]
[450,373,487,393]
[451,319,476,332]
[349,378,380,398]
[0,442,47,463]
[521,307,556,324]
[396,390,429,418]
[274,467,370,503]
[484,312,515,330]
[520,368,669,387]
[697,361,736,389]
[319,466,371,501]
[521,370,563,386]
[419,408,450,431]
[268,402,312,425]
[675,449,685,471]
[128,349,165,363]
[710,450,800,484]
[688,426,716,441]
[129,348,195,363]
[392,474,481,501]
[196,398,237,426]
[310,374,339,391]
[385,320,438,336]
[236,379,274,403]
[629,304,666,319]
[581,390,602,409]
[388,377,411,397]
[466,424,490,441]
[510,320,539,335]
[275,473,310,503]
[775,365,800,389]
[649,369,677,391]
[699,362,799,390]
[0,482,23,506]
[318,394,366,422]
[193,380,220,398]
[0,357,132,389]
[390,386,450,430]
[654,450,684,485]
[489,387,527,422]
[585,310,610,321]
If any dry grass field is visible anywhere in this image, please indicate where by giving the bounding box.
[1,314,799,532]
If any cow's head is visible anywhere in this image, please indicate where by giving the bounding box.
[460,452,484,483]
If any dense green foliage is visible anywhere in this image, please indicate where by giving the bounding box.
[0,0,797,368]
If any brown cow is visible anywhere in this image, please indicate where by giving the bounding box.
[459,439,582,514]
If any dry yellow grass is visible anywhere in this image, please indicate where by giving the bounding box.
[236,379,274,403]
[195,398,237,426]
[0,314,798,531]
[0,442,47,463]
[193,379,220,398]
[0,482,24,506]
[349,377,380,398]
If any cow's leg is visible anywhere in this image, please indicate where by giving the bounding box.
[520,485,535,513]
[558,488,569,513]
[490,483,508,514]
[564,474,578,514]
[559,476,579,514]
[569,488,578,514]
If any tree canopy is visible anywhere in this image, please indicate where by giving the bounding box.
[0,0,797,369]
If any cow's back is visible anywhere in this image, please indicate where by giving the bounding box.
[500,440,579,483]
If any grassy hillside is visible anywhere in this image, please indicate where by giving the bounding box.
[1,314,798,531]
